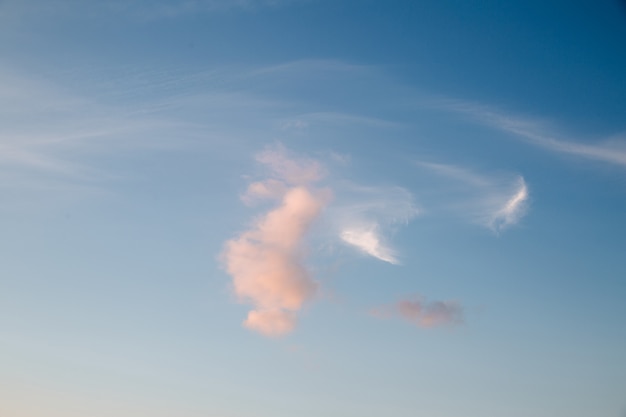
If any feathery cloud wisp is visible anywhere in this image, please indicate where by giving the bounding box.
[223,146,331,336]
[415,161,529,233]
[334,185,418,264]
[489,176,528,231]
[340,226,398,265]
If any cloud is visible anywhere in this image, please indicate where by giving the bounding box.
[0,68,189,206]
[436,99,626,168]
[224,146,420,335]
[489,176,528,231]
[415,161,529,233]
[340,226,398,264]
[332,185,418,264]
[223,146,331,336]
[371,295,463,328]
[0,64,294,206]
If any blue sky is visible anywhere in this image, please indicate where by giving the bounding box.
[1,1,626,416]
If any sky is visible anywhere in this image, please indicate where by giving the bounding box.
[1,0,626,416]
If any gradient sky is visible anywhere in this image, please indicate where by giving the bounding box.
[2,1,626,416]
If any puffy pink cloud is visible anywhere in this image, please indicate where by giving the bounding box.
[223,147,330,336]
[372,296,463,328]
[225,187,327,308]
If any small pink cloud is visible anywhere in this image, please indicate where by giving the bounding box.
[372,295,463,328]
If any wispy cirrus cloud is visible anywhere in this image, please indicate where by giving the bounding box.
[436,99,626,168]
[340,227,398,265]
[491,177,528,231]
[0,67,197,202]
[0,61,311,203]
[0,60,402,211]
[371,295,463,328]
[332,184,418,264]
[415,161,529,233]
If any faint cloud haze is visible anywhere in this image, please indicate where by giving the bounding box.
[255,144,326,184]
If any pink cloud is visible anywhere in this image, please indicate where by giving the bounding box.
[223,147,330,336]
[372,296,463,328]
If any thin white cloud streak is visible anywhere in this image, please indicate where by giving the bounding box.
[371,295,463,328]
[415,161,529,233]
[416,161,491,188]
[436,99,626,167]
[223,146,331,336]
[333,184,418,264]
